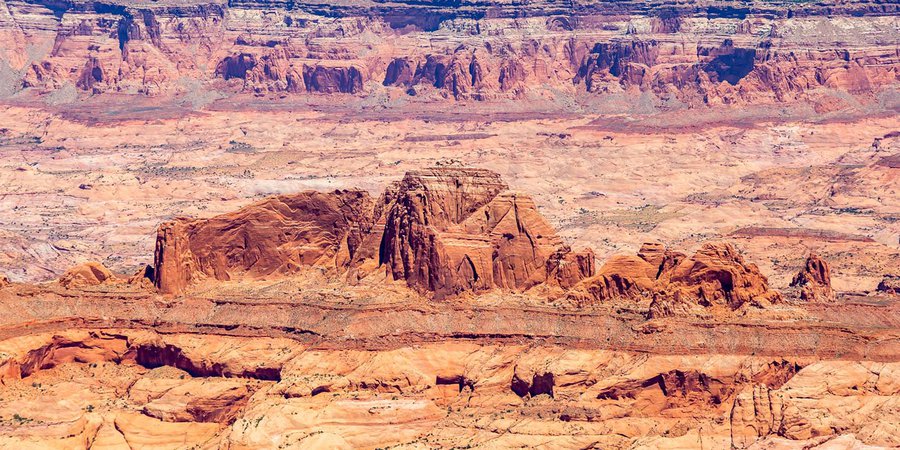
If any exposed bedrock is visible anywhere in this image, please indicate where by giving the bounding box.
[0,331,290,381]
[149,167,784,319]
[790,253,836,302]
[153,190,376,295]
[4,330,898,449]
[0,0,896,104]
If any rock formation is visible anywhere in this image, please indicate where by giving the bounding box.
[567,241,781,316]
[150,170,787,312]
[878,275,900,295]
[0,0,896,106]
[152,167,597,297]
[567,254,659,304]
[660,243,783,311]
[2,329,897,449]
[58,262,116,289]
[790,253,836,301]
[545,246,596,289]
[154,190,376,295]
[370,168,591,298]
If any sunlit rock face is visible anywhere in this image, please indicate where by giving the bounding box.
[1,0,897,105]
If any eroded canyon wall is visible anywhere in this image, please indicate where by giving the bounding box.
[0,0,897,106]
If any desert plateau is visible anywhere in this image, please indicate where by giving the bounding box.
[0,0,899,448]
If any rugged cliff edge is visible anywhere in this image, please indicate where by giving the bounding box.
[0,0,897,107]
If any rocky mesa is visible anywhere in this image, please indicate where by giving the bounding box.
[149,167,789,322]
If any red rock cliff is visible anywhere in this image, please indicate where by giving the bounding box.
[154,190,375,295]
[371,168,592,298]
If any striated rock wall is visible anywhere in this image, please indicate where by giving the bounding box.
[0,0,896,105]
[154,190,375,294]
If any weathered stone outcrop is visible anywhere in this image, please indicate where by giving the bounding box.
[571,241,780,315]
[371,168,590,297]
[652,243,782,315]
[215,50,363,94]
[878,274,900,295]
[149,174,782,311]
[3,0,895,105]
[140,379,253,424]
[567,254,658,304]
[545,246,596,289]
[154,190,376,295]
[676,244,779,303]
[58,261,116,289]
[790,253,836,302]
[151,168,594,297]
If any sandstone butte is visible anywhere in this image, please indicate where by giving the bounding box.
[152,168,782,317]
[1,166,898,449]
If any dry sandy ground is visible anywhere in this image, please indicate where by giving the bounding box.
[0,98,897,292]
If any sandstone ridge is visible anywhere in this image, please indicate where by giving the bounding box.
[154,190,376,294]
[150,167,783,316]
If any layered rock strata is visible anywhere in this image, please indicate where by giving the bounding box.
[154,190,376,295]
[0,0,896,106]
